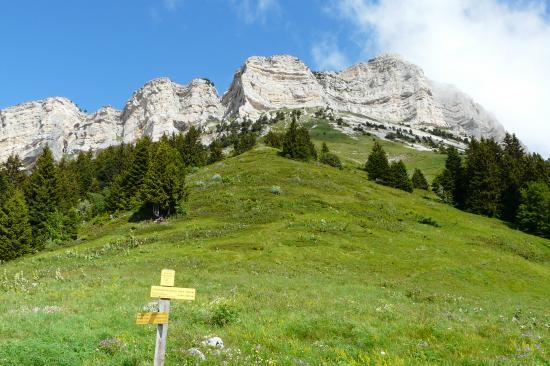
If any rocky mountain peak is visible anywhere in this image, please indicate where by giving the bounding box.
[0,53,507,165]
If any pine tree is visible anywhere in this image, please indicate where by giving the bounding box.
[25,146,60,249]
[121,137,151,208]
[179,127,207,167]
[0,188,32,261]
[75,150,97,196]
[412,168,429,190]
[431,147,465,205]
[233,132,257,156]
[365,142,390,184]
[0,170,9,205]
[501,133,525,221]
[208,139,224,164]
[464,138,503,217]
[516,182,550,238]
[263,131,283,148]
[140,141,186,217]
[3,154,26,187]
[280,118,317,161]
[389,160,413,192]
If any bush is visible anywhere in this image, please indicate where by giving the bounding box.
[210,301,240,327]
[320,152,343,169]
[264,131,283,148]
[417,216,440,227]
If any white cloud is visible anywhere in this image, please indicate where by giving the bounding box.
[232,0,280,24]
[335,0,550,157]
[311,37,350,71]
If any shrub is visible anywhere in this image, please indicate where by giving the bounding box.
[264,131,283,148]
[319,143,343,169]
[417,216,440,227]
[210,301,239,327]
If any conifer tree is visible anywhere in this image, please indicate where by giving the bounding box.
[412,168,429,190]
[208,139,224,164]
[501,133,525,221]
[389,160,413,192]
[281,118,317,161]
[0,171,9,205]
[516,182,550,238]
[179,127,207,167]
[233,132,257,156]
[432,146,465,205]
[263,131,282,148]
[3,154,26,187]
[121,137,151,208]
[25,146,59,249]
[140,141,186,217]
[464,138,503,217]
[365,142,390,183]
[0,188,32,261]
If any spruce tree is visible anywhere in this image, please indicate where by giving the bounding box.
[25,146,60,249]
[3,154,26,187]
[389,160,413,192]
[432,146,465,206]
[208,139,224,164]
[121,137,151,208]
[365,142,390,184]
[280,118,317,161]
[179,127,207,167]
[0,188,32,261]
[501,133,526,221]
[516,182,550,238]
[264,131,282,148]
[412,168,429,190]
[140,141,186,217]
[464,138,503,217]
[233,132,257,156]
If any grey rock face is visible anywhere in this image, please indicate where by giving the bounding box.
[122,77,223,143]
[0,53,506,165]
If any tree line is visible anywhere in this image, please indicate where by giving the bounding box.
[0,127,230,262]
[431,134,550,238]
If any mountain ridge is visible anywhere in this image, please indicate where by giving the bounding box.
[0,53,506,164]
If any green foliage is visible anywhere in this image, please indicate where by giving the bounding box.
[207,139,224,164]
[319,143,343,169]
[172,127,207,167]
[516,182,550,238]
[139,141,186,218]
[233,131,257,156]
[389,160,413,192]
[0,188,32,261]
[209,300,240,327]
[280,118,317,161]
[432,147,465,206]
[464,139,503,217]
[25,146,60,249]
[365,142,390,183]
[417,216,440,227]
[3,154,26,187]
[263,130,283,148]
[411,168,429,190]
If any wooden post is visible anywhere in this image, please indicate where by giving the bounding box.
[136,269,195,366]
[154,299,170,366]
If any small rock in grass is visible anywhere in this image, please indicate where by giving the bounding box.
[98,337,126,354]
[211,174,222,182]
[187,347,206,361]
[201,336,224,348]
[270,185,282,195]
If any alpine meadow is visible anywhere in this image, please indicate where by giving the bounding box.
[1,1,550,364]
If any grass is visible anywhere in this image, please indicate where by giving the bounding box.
[0,144,548,365]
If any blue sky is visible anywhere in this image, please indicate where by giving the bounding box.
[1,0,549,156]
[0,0,363,111]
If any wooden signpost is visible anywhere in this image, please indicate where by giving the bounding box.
[136,269,196,366]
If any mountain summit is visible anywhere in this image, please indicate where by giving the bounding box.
[0,54,505,164]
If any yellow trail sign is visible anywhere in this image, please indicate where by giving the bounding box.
[150,285,196,300]
[136,312,169,325]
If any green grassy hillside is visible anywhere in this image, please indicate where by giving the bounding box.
[0,146,548,365]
